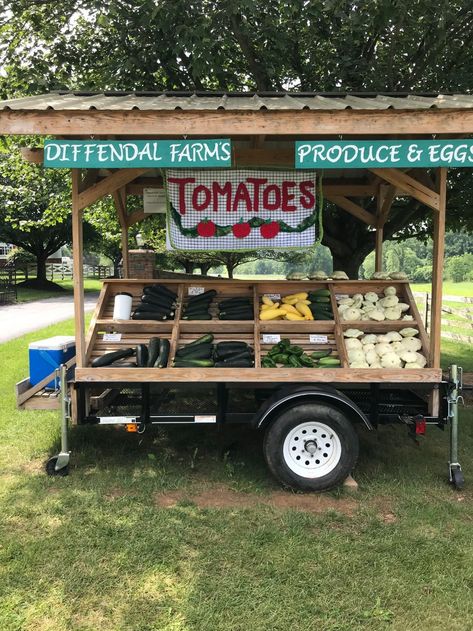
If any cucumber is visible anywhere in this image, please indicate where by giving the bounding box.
[311,296,332,304]
[310,350,332,359]
[186,334,215,347]
[92,347,134,367]
[176,344,213,360]
[173,358,215,368]
[309,288,331,297]
[318,357,341,366]
[155,339,170,368]
[182,313,212,320]
[215,359,253,368]
[147,337,160,367]
[136,344,149,367]
[132,312,167,321]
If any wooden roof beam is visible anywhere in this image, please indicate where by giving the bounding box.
[369,168,439,212]
[325,194,376,225]
[3,109,473,136]
[77,168,150,210]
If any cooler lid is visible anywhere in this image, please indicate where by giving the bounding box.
[29,335,76,351]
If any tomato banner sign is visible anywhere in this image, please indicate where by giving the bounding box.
[165,169,319,251]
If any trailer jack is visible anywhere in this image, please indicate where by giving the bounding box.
[447,365,464,490]
[46,364,71,476]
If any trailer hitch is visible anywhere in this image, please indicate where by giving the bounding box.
[399,413,426,444]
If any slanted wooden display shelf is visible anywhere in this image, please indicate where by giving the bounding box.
[76,278,442,385]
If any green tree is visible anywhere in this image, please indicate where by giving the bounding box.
[2,1,473,276]
[0,143,73,289]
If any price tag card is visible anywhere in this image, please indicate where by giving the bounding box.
[335,294,349,300]
[262,334,281,344]
[103,333,122,342]
[265,293,281,301]
[188,286,205,296]
[309,334,328,344]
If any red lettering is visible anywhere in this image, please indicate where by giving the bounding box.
[245,177,268,212]
[282,181,296,211]
[232,182,253,212]
[167,177,195,215]
[299,181,315,209]
[212,181,232,212]
[192,184,211,211]
[262,184,281,211]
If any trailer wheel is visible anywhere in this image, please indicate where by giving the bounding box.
[263,403,359,491]
[45,456,69,477]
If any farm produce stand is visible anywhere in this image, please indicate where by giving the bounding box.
[2,91,471,491]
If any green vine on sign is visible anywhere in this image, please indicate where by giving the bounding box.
[170,205,317,239]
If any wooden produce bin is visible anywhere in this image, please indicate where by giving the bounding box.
[76,278,441,385]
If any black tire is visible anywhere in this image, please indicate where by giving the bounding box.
[45,456,69,477]
[263,402,359,492]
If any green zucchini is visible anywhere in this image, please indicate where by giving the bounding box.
[214,359,253,368]
[92,347,134,367]
[132,312,167,321]
[145,284,177,299]
[183,306,211,316]
[221,350,252,363]
[187,289,216,302]
[110,361,137,367]
[311,296,332,304]
[173,358,215,368]
[136,344,148,367]
[309,288,331,298]
[141,294,175,309]
[182,313,212,320]
[176,344,213,360]
[218,298,251,309]
[135,304,173,316]
[155,339,170,368]
[186,334,215,347]
[147,337,160,367]
[216,346,249,360]
[216,341,248,351]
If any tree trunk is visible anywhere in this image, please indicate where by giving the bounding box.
[226,264,235,279]
[331,252,365,279]
[200,263,211,275]
[36,255,48,283]
[113,254,121,278]
[184,261,194,274]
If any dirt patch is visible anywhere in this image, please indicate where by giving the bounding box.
[154,485,358,515]
[104,487,127,501]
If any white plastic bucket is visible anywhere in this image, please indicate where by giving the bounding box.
[113,292,133,320]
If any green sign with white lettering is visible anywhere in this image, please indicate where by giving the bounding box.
[44,139,232,168]
[295,139,473,169]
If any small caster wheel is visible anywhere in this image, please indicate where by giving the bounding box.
[451,467,464,490]
[45,456,69,477]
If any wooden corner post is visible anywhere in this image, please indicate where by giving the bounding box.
[429,168,447,369]
[72,169,86,367]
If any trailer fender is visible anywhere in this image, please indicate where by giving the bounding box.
[254,385,373,431]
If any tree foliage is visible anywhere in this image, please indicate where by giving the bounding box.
[1,1,473,276]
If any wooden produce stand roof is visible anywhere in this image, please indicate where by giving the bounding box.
[2,89,473,399]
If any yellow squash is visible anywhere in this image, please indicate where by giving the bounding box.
[284,312,305,321]
[262,295,274,306]
[279,304,300,315]
[260,308,286,321]
[284,292,308,301]
[295,302,314,320]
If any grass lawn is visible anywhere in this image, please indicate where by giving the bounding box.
[411,281,473,297]
[15,278,103,303]
[1,321,472,630]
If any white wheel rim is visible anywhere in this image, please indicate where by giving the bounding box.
[283,421,342,478]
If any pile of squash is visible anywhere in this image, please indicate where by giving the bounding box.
[259,290,333,321]
[337,286,412,322]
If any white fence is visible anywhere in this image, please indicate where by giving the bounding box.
[414,292,473,345]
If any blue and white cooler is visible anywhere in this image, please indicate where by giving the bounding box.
[28,336,76,389]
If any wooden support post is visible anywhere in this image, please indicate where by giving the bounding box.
[429,168,447,369]
[72,169,86,368]
[375,226,383,272]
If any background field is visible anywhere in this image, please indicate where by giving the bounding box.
[0,319,472,631]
